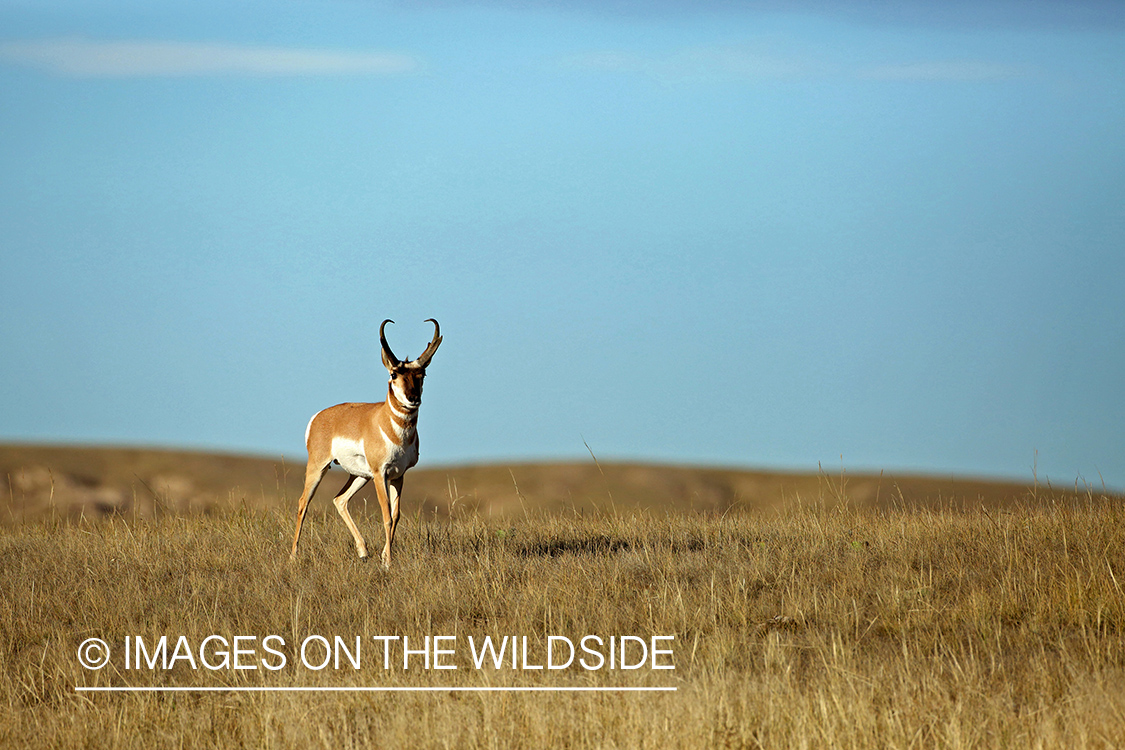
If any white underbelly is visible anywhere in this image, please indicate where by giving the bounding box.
[331,437,374,479]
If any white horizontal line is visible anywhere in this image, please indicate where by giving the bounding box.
[76,686,676,693]
[0,38,420,77]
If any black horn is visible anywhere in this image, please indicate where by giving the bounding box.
[413,318,442,368]
[379,319,401,367]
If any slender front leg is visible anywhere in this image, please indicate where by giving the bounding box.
[332,475,371,560]
[388,476,404,549]
[372,473,394,568]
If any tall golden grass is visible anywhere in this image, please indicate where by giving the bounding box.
[2,473,1123,748]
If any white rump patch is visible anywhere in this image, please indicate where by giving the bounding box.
[304,410,324,447]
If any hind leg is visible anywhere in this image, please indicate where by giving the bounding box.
[290,458,332,560]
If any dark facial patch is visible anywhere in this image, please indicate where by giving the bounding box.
[392,368,426,403]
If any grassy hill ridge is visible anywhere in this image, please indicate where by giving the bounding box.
[1,443,1104,524]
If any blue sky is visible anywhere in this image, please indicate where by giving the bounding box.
[1,0,1123,489]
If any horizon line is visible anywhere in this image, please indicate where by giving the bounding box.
[3,437,1118,492]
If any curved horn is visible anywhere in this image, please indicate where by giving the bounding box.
[379,319,401,367]
[413,318,443,368]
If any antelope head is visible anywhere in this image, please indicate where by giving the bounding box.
[380,318,442,407]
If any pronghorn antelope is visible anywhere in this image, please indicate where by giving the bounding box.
[290,319,442,568]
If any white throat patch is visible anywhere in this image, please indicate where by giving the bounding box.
[391,380,418,409]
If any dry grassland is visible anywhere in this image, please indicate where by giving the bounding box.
[1,447,1124,748]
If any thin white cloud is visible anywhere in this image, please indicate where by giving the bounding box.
[0,38,420,77]
[860,61,1027,81]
